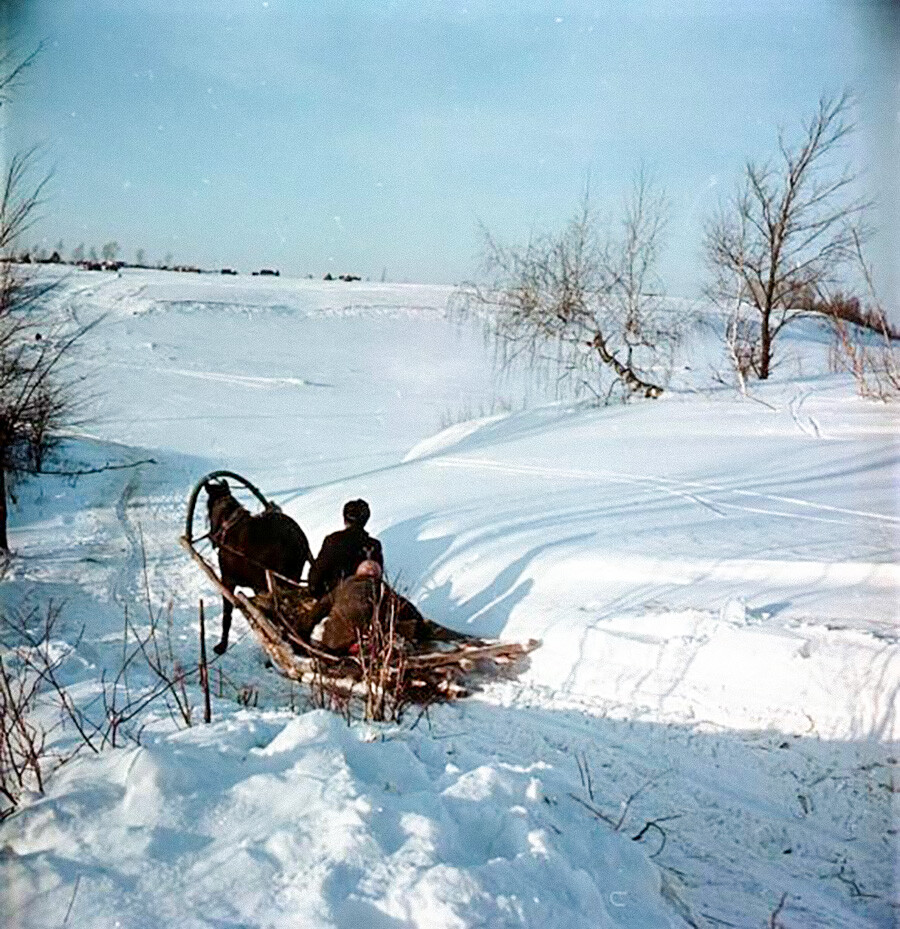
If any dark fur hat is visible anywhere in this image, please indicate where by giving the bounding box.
[343,498,370,526]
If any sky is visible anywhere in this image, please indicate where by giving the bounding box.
[1,0,898,298]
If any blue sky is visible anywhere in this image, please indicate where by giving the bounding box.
[2,0,897,296]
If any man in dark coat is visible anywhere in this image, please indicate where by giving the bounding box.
[308,560,422,652]
[308,499,384,598]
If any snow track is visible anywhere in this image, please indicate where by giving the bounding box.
[98,361,319,390]
[432,456,899,525]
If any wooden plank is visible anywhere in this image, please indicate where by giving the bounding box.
[405,638,540,669]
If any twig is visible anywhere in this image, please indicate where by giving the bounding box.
[768,892,788,928]
[701,913,741,928]
[568,792,618,828]
[62,875,81,927]
[25,458,157,477]
[615,776,657,831]
[576,752,594,802]
[834,864,880,900]
[198,600,211,724]
[631,814,681,858]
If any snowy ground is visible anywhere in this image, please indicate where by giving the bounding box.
[1,269,897,928]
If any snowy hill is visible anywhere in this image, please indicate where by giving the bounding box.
[1,269,896,928]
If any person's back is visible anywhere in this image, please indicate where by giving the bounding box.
[308,498,383,597]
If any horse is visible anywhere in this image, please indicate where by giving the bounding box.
[204,479,312,654]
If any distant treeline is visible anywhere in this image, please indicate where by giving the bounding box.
[14,243,368,282]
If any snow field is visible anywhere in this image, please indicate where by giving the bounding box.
[1,269,897,927]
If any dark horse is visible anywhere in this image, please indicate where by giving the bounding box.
[205,479,312,654]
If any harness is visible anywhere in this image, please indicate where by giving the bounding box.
[209,503,248,548]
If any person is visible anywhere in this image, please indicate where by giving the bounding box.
[307,498,383,598]
[308,560,422,653]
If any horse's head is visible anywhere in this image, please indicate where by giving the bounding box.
[204,479,238,532]
[204,478,230,498]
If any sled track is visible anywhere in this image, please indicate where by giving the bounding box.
[112,471,145,609]
[790,391,822,440]
[432,456,899,525]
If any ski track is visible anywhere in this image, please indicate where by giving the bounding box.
[89,360,318,390]
[431,455,900,524]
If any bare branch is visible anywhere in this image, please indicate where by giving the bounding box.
[0,142,100,546]
[0,44,45,106]
[768,892,789,929]
[24,457,157,477]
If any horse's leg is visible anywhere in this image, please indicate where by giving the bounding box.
[214,583,235,655]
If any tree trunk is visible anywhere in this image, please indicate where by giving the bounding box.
[0,467,8,552]
[759,309,772,380]
[590,333,664,398]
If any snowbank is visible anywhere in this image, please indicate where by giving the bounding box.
[4,709,680,929]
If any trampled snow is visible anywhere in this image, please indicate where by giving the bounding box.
[1,269,897,928]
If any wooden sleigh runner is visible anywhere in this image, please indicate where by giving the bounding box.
[181,471,540,703]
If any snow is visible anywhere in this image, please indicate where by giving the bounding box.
[1,269,897,928]
[5,709,682,929]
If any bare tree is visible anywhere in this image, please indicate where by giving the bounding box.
[100,241,119,263]
[457,174,678,401]
[134,248,145,267]
[0,263,93,549]
[0,149,50,253]
[0,642,47,819]
[606,169,679,388]
[0,73,94,550]
[705,93,867,379]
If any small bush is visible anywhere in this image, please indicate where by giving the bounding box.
[803,290,900,340]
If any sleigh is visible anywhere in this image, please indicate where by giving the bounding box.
[181,471,540,704]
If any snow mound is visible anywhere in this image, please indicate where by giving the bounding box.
[4,710,679,929]
[403,412,511,462]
